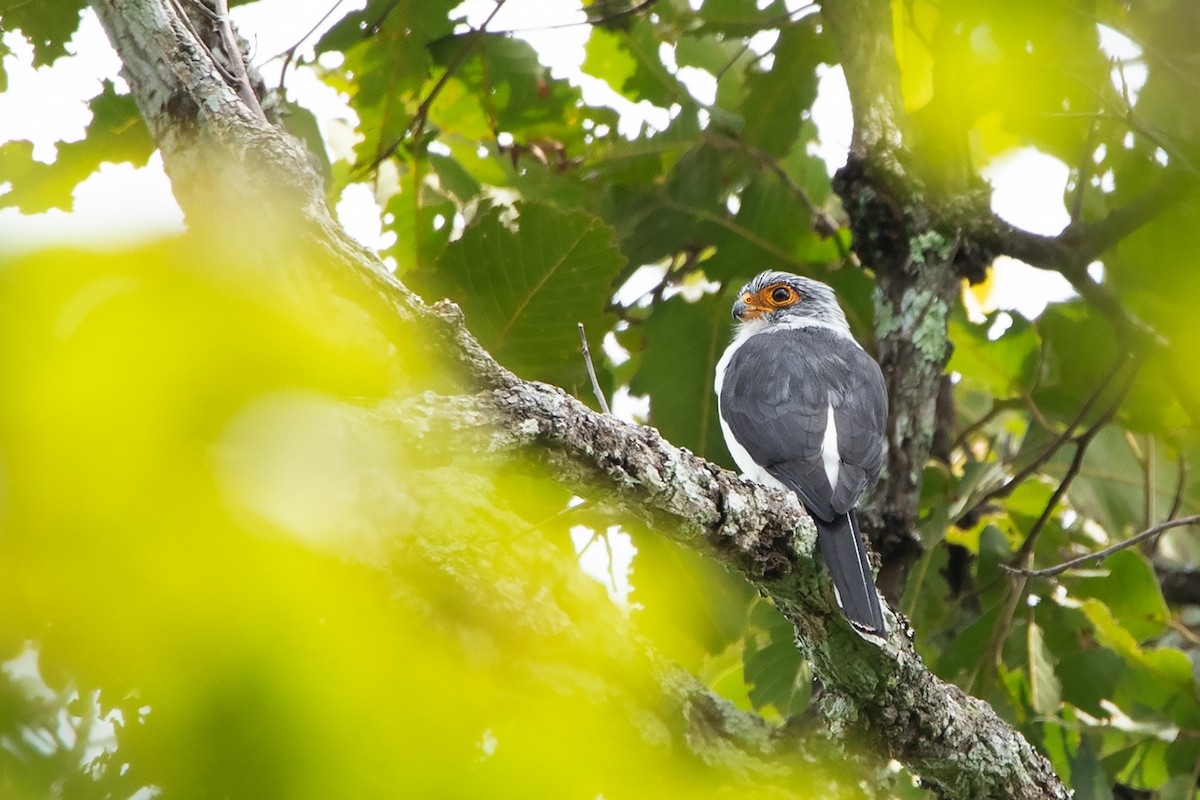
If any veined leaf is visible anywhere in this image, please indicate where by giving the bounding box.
[411,201,625,388]
[629,292,733,467]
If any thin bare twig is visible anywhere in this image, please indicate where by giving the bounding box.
[578,323,611,415]
[270,0,347,90]
[1004,514,1200,578]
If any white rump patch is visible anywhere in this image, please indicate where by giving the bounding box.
[821,404,840,489]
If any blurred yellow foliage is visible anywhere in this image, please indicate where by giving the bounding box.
[0,239,837,799]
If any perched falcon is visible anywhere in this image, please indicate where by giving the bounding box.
[715,271,888,637]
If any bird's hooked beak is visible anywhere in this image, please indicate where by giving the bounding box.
[731,293,763,322]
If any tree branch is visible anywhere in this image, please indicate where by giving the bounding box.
[386,373,1066,799]
[1005,515,1200,579]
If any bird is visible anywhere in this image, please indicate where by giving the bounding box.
[714,270,889,637]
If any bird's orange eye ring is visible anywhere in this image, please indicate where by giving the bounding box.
[765,284,799,306]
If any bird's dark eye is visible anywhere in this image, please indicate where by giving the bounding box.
[770,286,794,304]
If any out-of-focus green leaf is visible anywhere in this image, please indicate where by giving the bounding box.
[1056,647,1123,718]
[1038,426,1192,540]
[0,0,86,67]
[629,292,732,466]
[409,201,625,388]
[1067,732,1112,800]
[433,34,585,146]
[0,82,152,213]
[385,162,454,274]
[743,600,809,716]
[1108,739,1170,792]
[698,0,786,36]
[583,20,685,108]
[1030,302,1122,424]
[626,526,757,670]
[947,309,1041,398]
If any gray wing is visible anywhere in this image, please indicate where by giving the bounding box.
[719,327,887,520]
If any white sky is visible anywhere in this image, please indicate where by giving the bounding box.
[0,0,1113,318]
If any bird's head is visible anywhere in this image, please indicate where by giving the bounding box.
[731,271,850,334]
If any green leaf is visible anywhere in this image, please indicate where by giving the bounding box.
[0,0,86,66]
[1027,619,1062,716]
[739,20,832,157]
[321,0,460,165]
[743,600,809,715]
[1031,302,1122,424]
[700,169,814,281]
[410,201,625,387]
[697,0,785,37]
[0,82,153,213]
[1056,647,1123,718]
[629,292,732,466]
[583,20,685,108]
[434,35,584,144]
[1041,426,1190,540]
[1067,549,1169,642]
[384,163,454,275]
[947,308,1041,398]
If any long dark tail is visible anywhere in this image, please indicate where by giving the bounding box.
[815,510,887,637]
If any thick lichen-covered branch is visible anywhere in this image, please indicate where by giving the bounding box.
[388,374,1067,800]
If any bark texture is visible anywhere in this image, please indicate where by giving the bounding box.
[92,1,1069,797]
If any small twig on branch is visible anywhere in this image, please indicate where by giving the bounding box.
[578,323,611,415]
[1004,514,1200,579]
[1168,450,1188,522]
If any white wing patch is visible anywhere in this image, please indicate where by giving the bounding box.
[821,404,840,489]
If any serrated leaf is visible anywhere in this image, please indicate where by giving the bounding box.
[629,292,732,466]
[410,201,625,387]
